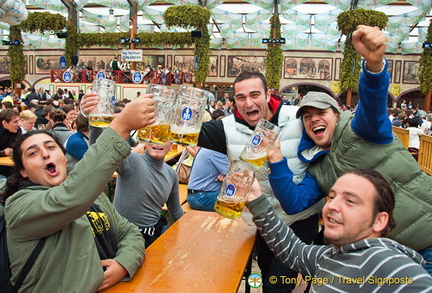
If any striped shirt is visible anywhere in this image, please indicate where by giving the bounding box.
[247,196,432,292]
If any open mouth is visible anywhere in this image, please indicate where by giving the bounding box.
[312,126,326,135]
[151,145,164,151]
[246,109,260,120]
[45,162,58,176]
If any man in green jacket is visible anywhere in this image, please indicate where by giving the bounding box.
[1,93,156,292]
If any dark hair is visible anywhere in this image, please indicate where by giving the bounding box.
[43,105,55,116]
[62,103,76,114]
[341,168,396,237]
[233,71,268,95]
[74,113,89,133]
[50,109,66,123]
[0,108,19,124]
[0,130,66,205]
[407,117,421,128]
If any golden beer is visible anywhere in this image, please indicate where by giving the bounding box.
[89,115,114,128]
[168,131,200,146]
[239,155,267,168]
[214,198,246,219]
[137,124,170,145]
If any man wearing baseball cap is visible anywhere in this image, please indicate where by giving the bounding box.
[266,25,432,275]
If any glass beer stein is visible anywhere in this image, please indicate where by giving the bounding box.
[89,78,116,128]
[214,160,256,219]
[239,119,281,168]
[137,84,177,145]
[168,85,209,146]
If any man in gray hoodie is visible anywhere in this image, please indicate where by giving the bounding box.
[246,168,432,292]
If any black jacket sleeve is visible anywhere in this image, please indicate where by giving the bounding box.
[198,120,227,155]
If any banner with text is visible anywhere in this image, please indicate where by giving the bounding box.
[122,50,143,62]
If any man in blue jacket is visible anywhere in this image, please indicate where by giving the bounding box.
[267,25,432,275]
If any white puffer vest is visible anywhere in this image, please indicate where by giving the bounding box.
[222,105,324,225]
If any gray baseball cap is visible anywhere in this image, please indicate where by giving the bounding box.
[296,92,339,118]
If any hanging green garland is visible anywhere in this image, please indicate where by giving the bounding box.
[265,15,283,90]
[337,8,387,93]
[19,12,67,33]
[419,19,432,95]
[8,26,25,84]
[163,5,211,84]
[16,12,67,84]
[65,22,79,67]
[17,7,210,84]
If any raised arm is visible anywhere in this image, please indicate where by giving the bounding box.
[351,25,393,144]
[267,139,325,214]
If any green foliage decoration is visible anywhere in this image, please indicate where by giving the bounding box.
[164,5,211,29]
[19,12,67,33]
[163,5,211,84]
[419,19,432,94]
[265,15,283,90]
[337,8,388,93]
[8,26,25,84]
[65,23,79,67]
[15,6,210,84]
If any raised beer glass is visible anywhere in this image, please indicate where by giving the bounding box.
[89,78,116,128]
[137,84,177,145]
[214,160,256,219]
[239,119,281,168]
[168,85,209,146]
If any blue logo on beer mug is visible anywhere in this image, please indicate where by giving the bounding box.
[225,184,236,196]
[111,95,115,106]
[181,107,193,121]
[251,134,262,146]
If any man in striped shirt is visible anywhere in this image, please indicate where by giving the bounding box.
[246,168,432,292]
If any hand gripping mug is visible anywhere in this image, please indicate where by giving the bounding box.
[137,84,177,145]
[168,85,209,146]
[239,119,281,168]
[214,160,256,219]
[89,78,116,128]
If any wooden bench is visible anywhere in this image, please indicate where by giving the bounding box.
[182,201,194,212]
[392,126,409,149]
[418,134,432,176]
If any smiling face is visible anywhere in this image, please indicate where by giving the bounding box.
[234,77,271,127]
[322,173,388,248]
[65,109,77,123]
[145,141,172,160]
[302,107,339,150]
[19,133,68,187]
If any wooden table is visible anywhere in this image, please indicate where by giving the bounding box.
[165,144,184,162]
[0,156,14,167]
[102,210,257,293]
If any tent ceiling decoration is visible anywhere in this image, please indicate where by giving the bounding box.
[0,0,430,54]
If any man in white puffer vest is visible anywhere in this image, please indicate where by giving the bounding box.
[198,72,324,292]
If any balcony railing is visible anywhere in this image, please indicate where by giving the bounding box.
[51,69,193,85]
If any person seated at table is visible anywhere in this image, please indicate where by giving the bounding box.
[49,108,74,145]
[62,103,78,131]
[65,113,89,172]
[80,94,184,248]
[246,168,432,291]
[35,104,54,130]
[0,109,22,178]
[112,141,184,247]
[19,110,37,134]
[0,93,155,292]
[187,147,229,211]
